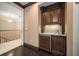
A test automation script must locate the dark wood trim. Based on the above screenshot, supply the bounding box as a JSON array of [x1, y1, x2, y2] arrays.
[[23, 2, 37, 8], [41, 2, 65, 12], [65, 36, 67, 56], [39, 48, 51, 54], [13, 2, 24, 8], [24, 43, 39, 51], [13, 2, 37, 8], [24, 43, 51, 54]]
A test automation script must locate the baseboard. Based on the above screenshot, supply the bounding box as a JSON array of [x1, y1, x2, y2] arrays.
[[24, 43, 39, 51]]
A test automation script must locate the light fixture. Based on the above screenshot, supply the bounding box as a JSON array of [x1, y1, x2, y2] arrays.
[[53, 18, 58, 22], [8, 20, 13, 23]]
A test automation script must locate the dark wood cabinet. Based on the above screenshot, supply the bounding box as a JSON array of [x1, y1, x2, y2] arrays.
[[51, 35, 66, 55], [42, 9, 61, 25], [39, 35, 66, 56], [41, 3, 65, 34], [39, 35, 51, 52], [40, 2, 66, 56], [50, 8, 62, 24]]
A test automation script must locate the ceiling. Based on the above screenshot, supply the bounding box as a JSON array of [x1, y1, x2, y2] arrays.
[[19, 2, 29, 6], [14, 2, 57, 8], [39, 2, 56, 7]]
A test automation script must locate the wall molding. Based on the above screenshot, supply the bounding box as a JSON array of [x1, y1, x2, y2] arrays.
[[13, 2, 37, 8]]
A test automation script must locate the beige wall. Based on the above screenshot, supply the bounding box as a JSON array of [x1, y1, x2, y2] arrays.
[[65, 2, 73, 56], [24, 3, 39, 47], [73, 3, 79, 56]]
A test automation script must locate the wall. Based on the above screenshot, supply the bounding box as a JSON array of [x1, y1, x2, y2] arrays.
[[24, 3, 39, 47], [65, 2, 73, 56], [0, 2, 23, 55], [73, 3, 79, 56]]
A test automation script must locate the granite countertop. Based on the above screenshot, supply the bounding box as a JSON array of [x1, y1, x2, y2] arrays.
[[39, 33, 66, 36]]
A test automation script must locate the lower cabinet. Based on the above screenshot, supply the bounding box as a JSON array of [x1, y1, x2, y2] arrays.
[[51, 35, 66, 56], [39, 35, 66, 56], [39, 35, 51, 52]]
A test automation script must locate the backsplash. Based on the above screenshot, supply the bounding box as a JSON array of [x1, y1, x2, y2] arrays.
[[44, 24, 62, 34]]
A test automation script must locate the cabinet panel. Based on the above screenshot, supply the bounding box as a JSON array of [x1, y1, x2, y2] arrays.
[[39, 35, 51, 52], [51, 36, 66, 55], [42, 11, 51, 25], [50, 8, 61, 24]]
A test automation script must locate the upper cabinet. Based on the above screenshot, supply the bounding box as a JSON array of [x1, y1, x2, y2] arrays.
[[41, 3, 65, 34], [50, 8, 62, 24]]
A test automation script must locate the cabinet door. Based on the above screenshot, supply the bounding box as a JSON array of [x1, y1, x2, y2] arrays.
[[42, 11, 51, 25], [39, 35, 51, 52], [51, 36, 66, 56], [50, 8, 62, 24]]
